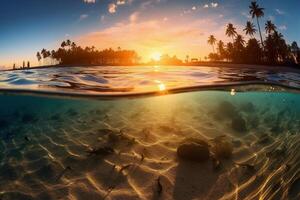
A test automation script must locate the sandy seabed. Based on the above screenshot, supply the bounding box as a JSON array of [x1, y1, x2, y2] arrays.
[[0, 88, 299, 200]]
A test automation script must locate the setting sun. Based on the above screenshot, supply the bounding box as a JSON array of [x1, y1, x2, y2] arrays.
[[151, 52, 162, 61], [1, 1, 300, 200]]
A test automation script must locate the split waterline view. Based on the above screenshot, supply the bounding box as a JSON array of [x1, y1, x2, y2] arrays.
[[0, 65, 299, 200], [1, 0, 300, 199]]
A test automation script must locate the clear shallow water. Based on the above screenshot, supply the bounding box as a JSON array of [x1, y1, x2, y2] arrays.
[[0, 88, 299, 200], [0, 66, 300, 95], [0, 66, 300, 200]]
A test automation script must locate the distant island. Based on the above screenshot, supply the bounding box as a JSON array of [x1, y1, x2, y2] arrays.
[[31, 39, 184, 68], [10, 1, 300, 70]]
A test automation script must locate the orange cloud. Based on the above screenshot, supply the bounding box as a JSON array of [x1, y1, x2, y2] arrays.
[[77, 18, 229, 61]]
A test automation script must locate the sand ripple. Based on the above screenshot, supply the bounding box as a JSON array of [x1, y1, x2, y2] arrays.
[[0, 90, 299, 200]]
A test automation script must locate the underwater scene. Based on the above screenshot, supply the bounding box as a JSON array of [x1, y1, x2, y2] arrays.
[[2, 0, 300, 199], [0, 84, 299, 200]]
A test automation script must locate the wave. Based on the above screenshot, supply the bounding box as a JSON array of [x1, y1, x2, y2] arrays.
[[0, 66, 300, 98]]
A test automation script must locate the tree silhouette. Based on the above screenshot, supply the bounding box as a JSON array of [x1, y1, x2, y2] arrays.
[[226, 23, 237, 43], [235, 35, 246, 46], [265, 20, 277, 35], [249, 1, 265, 46], [38, 40, 140, 66], [291, 42, 300, 63], [246, 38, 263, 63], [244, 21, 257, 37], [207, 35, 217, 53], [226, 42, 234, 61], [36, 52, 42, 63], [206, 1, 297, 66], [61, 41, 67, 48], [233, 35, 245, 62], [66, 39, 71, 47], [217, 40, 226, 60]]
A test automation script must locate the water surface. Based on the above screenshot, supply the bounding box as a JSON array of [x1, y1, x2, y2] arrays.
[[0, 66, 299, 200], [0, 66, 299, 95]]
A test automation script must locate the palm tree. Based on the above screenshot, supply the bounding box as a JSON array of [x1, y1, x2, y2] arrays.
[[207, 35, 217, 53], [71, 42, 77, 49], [233, 35, 246, 62], [265, 20, 277, 35], [226, 23, 237, 43], [249, 1, 265, 46], [217, 40, 226, 60], [66, 39, 71, 47], [226, 42, 234, 61], [235, 35, 246, 47], [291, 41, 299, 63], [243, 21, 257, 37], [36, 52, 42, 63], [61, 41, 67, 48], [246, 38, 263, 63]]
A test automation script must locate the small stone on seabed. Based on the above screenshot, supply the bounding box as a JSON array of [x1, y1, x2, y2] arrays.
[[213, 140, 233, 159], [240, 102, 255, 112], [86, 146, 114, 156], [218, 101, 237, 118], [177, 141, 210, 162], [231, 115, 247, 132], [288, 178, 300, 199]]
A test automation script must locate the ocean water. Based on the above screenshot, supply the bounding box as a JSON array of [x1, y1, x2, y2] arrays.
[[1, 66, 299, 95], [0, 66, 300, 200]]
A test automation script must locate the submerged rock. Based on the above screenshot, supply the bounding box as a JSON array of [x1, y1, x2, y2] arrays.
[[288, 178, 300, 199], [50, 113, 61, 121], [212, 140, 233, 159], [22, 113, 38, 123], [231, 115, 247, 132], [87, 146, 114, 157], [107, 131, 136, 147], [177, 140, 210, 162], [211, 156, 221, 170], [156, 176, 163, 195], [266, 146, 286, 158], [257, 134, 271, 145], [66, 108, 78, 116], [240, 102, 255, 113], [270, 125, 283, 134], [218, 101, 238, 118], [247, 116, 259, 129], [183, 138, 210, 148]]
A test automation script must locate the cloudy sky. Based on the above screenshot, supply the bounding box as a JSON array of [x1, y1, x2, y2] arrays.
[[0, 0, 299, 67]]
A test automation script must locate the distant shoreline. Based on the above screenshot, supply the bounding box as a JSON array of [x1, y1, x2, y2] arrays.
[[2, 62, 300, 72]]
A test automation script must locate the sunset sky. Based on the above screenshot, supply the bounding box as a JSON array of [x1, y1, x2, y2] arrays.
[[0, 0, 299, 68]]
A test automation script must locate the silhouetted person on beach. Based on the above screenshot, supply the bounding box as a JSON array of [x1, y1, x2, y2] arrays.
[[13, 64, 16, 70]]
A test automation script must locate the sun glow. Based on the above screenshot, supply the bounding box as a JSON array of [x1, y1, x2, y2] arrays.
[[155, 80, 166, 91], [151, 52, 162, 61]]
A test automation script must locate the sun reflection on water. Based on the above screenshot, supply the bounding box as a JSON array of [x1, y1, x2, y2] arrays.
[[158, 83, 166, 91], [155, 80, 166, 91], [153, 65, 160, 72]]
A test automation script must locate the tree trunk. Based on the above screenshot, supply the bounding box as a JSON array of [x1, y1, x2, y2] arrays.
[[256, 17, 264, 48]]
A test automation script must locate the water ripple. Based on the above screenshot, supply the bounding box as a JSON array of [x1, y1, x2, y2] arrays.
[[0, 65, 299, 95]]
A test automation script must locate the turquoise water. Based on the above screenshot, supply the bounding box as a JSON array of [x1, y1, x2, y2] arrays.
[[0, 86, 299, 200], [0, 66, 300, 200]]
